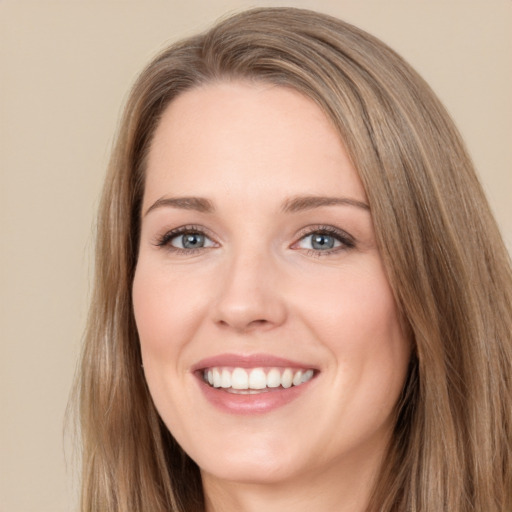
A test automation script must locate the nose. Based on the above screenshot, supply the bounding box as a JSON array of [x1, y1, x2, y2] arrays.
[[212, 249, 288, 333]]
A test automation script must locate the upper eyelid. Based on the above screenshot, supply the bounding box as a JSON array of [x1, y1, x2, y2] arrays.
[[153, 224, 217, 247], [295, 224, 355, 242]]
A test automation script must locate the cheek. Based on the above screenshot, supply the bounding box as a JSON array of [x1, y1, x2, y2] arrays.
[[300, 262, 409, 389], [302, 262, 401, 338], [296, 264, 410, 449], [132, 262, 203, 430], [132, 267, 171, 359], [132, 261, 208, 359]]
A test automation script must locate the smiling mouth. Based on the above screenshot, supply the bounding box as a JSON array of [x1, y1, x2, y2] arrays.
[[201, 367, 316, 394]]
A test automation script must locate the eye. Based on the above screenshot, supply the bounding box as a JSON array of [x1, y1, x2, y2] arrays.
[[155, 226, 217, 253], [293, 226, 355, 254], [299, 233, 340, 251], [171, 232, 214, 249]]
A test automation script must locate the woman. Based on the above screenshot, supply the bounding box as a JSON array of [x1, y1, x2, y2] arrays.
[[74, 7, 512, 512]]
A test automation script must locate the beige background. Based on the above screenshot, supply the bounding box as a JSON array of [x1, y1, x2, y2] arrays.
[[1, 1, 510, 511]]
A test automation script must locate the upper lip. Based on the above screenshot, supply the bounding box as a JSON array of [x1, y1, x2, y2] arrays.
[[191, 353, 318, 372]]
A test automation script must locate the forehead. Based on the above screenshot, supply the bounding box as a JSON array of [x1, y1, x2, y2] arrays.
[[144, 81, 367, 208]]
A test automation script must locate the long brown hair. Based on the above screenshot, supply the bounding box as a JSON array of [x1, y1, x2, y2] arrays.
[[73, 7, 512, 511]]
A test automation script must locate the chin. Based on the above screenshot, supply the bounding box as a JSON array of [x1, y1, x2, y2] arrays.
[[200, 457, 299, 486], [191, 436, 304, 485]]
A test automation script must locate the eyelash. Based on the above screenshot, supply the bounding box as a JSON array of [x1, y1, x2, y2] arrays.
[[153, 224, 356, 256], [294, 225, 355, 257], [154, 225, 216, 255]]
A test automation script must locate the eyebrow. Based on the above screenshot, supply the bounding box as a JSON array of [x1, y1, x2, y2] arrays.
[[144, 194, 370, 217], [144, 196, 215, 216], [281, 195, 370, 213]]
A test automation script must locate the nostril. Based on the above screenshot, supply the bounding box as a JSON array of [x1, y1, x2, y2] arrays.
[[216, 318, 270, 332], [246, 319, 268, 330]]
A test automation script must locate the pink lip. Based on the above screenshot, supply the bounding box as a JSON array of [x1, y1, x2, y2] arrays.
[[191, 353, 318, 415], [191, 353, 316, 371]]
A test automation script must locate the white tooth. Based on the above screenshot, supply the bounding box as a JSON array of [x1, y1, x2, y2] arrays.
[[266, 368, 281, 388], [212, 368, 222, 387], [221, 369, 231, 388], [301, 369, 314, 383], [281, 368, 293, 388], [248, 368, 267, 389], [207, 370, 214, 386], [231, 368, 249, 389], [292, 370, 303, 386]]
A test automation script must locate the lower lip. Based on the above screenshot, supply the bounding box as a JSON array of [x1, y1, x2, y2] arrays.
[[195, 374, 316, 415]]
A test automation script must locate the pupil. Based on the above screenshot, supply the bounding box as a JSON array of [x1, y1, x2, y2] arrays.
[[312, 234, 334, 250], [182, 233, 204, 248]]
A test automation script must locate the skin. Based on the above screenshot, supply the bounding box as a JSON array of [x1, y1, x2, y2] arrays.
[[132, 81, 411, 512]]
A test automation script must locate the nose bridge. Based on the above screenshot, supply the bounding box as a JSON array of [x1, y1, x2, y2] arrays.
[[213, 241, 286, 332]]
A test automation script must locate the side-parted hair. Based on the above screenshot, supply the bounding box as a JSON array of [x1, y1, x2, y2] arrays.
[[74, 7, 512, 511]]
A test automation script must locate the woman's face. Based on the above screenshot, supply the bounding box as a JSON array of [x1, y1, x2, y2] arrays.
[[133, 82, 411, 489]]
